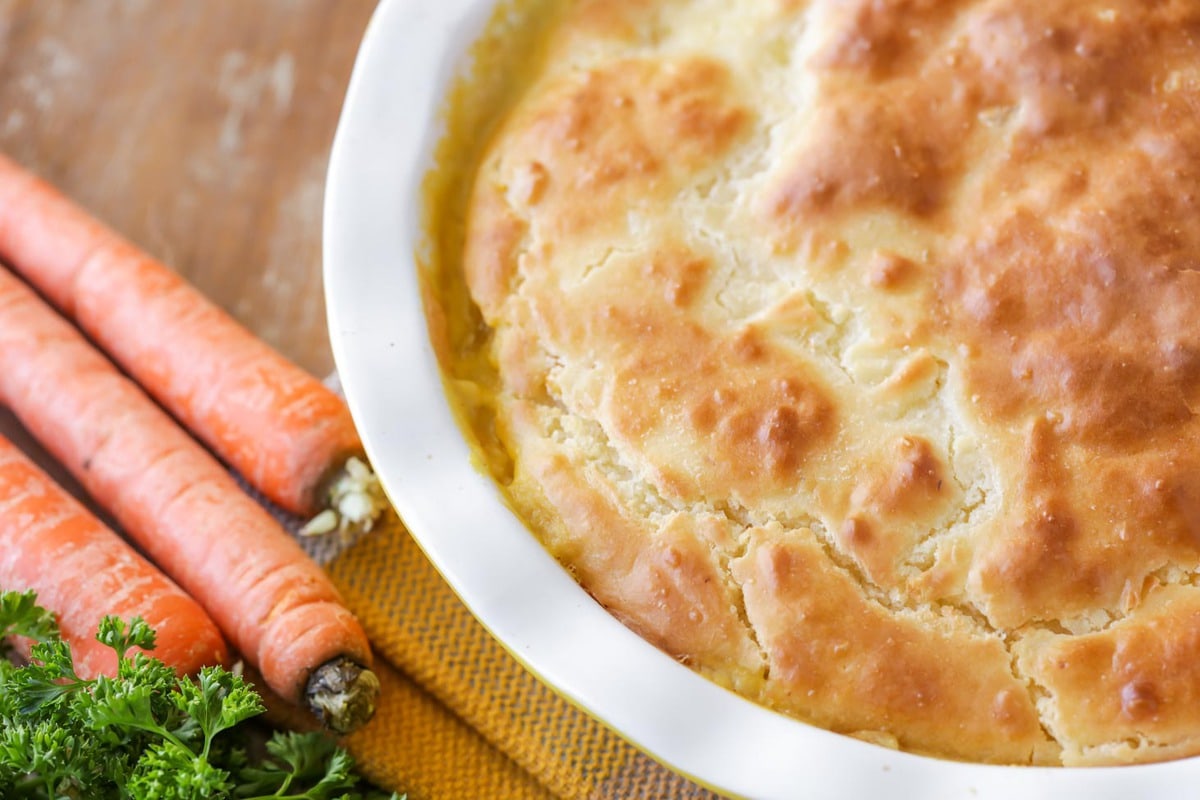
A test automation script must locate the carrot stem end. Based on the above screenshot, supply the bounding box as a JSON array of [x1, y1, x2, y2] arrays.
[[300, 457, 388, 540], [305, 656, 380, 734]]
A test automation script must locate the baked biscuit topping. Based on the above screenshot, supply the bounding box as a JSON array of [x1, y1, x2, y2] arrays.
[[434, 0, 1200, 765]]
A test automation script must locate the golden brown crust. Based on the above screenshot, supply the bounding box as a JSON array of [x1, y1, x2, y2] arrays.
[[734, 527, 1049, 764], [503, 398, 766, 686], [439, 0, 1200, 766], [1016, 586, 1200, 765]]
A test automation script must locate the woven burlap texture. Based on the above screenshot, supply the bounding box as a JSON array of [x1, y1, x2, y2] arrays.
[[326, 517, 723, 800]]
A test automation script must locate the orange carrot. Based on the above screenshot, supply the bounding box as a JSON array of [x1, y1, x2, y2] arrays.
[[0, 265, 379, 732], [0, 433, 229, 679], [0, 153, 384, 532]]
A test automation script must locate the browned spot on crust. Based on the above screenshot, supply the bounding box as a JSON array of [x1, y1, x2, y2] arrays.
[[1120, 681, 1160, 721], [480, 56, 749, 247], [812, 0, 970, 76], [642, 254, 709, 308], [768, 96, 951, 225], [602, 310, 834, 498], [851, 436, 946, 518], [831, 435, 956, 587], [839, 516, 873, 547], [866, 250, 918, 291]]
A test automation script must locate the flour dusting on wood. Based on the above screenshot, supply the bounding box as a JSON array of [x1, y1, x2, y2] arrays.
[[234, 156, 328, 348], [14, 37, 81, 114], [218, 51, 296, 155]]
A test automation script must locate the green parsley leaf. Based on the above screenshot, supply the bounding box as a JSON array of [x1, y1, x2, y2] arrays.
[[0, 589, 399, 800], [96, 614, 157, 663], [0, 590, 59, 644], [82, 674, 171, 738], [233, 731, 347, 798], [10, 639, 87, 713], [173, 665, 265, 758], [126, 739, 233, 800]]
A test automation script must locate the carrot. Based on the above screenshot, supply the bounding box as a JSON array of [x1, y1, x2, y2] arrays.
[[0, 265, 379, 733], [0, 153, 385, 534], [0, 433, 229, 679]]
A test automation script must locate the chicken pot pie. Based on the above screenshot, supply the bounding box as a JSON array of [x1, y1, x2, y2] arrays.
[[427, 0, 1200, 766]]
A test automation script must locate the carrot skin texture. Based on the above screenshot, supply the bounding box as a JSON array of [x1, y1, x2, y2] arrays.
[[0, 434, 229, 679], [0, 267, 373, 704], [0, 153, 363, 517]]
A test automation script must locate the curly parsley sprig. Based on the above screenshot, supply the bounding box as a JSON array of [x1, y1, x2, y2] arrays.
[[0, 589, 401, 800]]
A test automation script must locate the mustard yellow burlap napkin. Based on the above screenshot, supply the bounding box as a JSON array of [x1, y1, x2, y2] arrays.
[[323, 517, 723, 800]]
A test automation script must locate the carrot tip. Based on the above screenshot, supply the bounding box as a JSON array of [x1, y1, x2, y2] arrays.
[[305, 655, 381, 734], [301, 457, 388, 539]]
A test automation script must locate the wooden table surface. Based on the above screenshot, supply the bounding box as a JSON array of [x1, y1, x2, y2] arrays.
[[0, 0, 378, 378], [0, 0, 381, 524]]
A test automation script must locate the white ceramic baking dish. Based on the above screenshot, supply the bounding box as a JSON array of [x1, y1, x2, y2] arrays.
[[322, 1, 1195, 796]]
